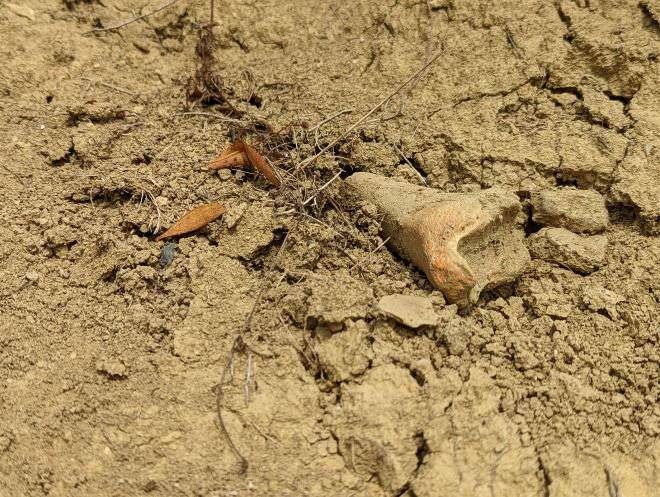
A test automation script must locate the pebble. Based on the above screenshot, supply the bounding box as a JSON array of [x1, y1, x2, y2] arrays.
[[528, 228, 607, 274], [96, 358, 127, 379], [159, 242, 177, 268], [378, 294, 438, 328]]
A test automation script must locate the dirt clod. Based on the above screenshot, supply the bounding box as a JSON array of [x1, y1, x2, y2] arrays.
[[531, 187, 609, 234], [528, 227, 608, 274]]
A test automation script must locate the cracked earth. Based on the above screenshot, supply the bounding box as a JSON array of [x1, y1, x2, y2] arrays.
[[0, 1, 658, 496]]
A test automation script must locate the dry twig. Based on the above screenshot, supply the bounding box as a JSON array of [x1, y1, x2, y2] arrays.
[[297, 48, 444, 169], [84, 0, 183, 34], [215, 224, 297, 473], [81, 77, 136, 97], [301, 169, 343, 206]]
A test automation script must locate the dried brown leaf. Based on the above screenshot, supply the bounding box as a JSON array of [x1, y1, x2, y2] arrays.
[[239, 139, 282, 188], [208, 141, 248, 170], [156, 202, 227, 241], [207, 140, 281, 187]]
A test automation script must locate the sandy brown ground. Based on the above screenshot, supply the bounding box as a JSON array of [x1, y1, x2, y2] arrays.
[[0, 1, 659, 496]]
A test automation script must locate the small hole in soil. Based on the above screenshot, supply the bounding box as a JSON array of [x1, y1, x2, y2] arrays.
[[339, 164, 361, 179], [555, 175, 578, 187], [132, 154, 153, 165], [398, 155, 427, 179], [409, 368, 426, 387], [46, 95, 53, 103], [607, 203, 637, 224], [248, 94, 262, 108], [524, 207, 543, 236], [414, 432, 429, 466]]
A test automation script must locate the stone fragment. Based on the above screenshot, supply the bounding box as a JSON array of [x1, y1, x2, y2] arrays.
[[346, 172, 530, 308], [96, 358, 127, 379], [531, 188, 608, 234], [224, 202, 248, 229], [378, 294, 438, 328], [528, 228, 607, 274], [159, 242, 177, 268]]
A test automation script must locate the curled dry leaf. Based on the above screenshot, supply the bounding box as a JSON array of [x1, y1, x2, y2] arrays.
[[208, 139, 281, 187], [156, 202, 227, 241], [241, 139, 282, 188], [208, 141, 248, 170]]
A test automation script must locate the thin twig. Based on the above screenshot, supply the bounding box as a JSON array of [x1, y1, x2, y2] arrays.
[[243, 225, 296, 331], [1, 164, 26, 187], [153, 140, 176, 160], [392, 142, 427, 185], [244, 352, 252, 404], [301, 169, 343, 206], [176, 112, 245, 125], [81, 77, 136, 97], [349, 236, 390, 272], [246, 418, 280, 445], [215, 224, 297, 473], [307, 108, 354, 132], [297, 48, 444, 169], [85, 0, 183, 34], [216, 337, 248, 473]]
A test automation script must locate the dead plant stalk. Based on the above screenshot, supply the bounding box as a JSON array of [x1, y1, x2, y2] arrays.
[[215, 224, 298, 473]]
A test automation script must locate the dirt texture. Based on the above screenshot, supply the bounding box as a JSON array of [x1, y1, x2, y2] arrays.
[[0, 1, 658, 496]]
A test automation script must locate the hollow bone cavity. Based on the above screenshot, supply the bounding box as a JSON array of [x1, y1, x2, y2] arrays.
[[346, 173, 530, 307]]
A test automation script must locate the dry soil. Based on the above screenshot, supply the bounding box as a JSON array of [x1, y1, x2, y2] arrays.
[[0, 1, 658, 496]]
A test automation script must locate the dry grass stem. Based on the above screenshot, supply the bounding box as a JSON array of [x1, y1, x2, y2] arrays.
[[297, 48, 444, 169], [84, 0, 183, 34]]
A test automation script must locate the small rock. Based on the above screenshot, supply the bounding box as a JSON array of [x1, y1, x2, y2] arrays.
[[159, 242, 177, 268], [528, 228, 607, 274], [224, 202, 248, 229], [96, 358, 127, 379], [531, 188, 608, 234], [378, 294, 438, 328], [346, 173, 530, 307], [25, 271, 40, 282]]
